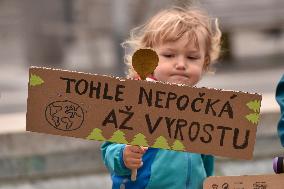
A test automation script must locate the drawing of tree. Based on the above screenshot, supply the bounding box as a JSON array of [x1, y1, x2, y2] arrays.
[[171, 140, 185, 151], [245, 99, 261, 124], [130, 133, 149, 146], [245, 113, 260, 124], [86, 128, 106, 141], [246, 100, 261, 112], [108, 130, 128, 144], [30, 74, 44, 86], [152, 136, 170, 149]]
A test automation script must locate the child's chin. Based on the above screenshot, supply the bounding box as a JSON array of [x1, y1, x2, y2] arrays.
[[168, 79, 192, 86]]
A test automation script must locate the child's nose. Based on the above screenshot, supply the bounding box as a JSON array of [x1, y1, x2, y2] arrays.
[[175, 57, 187, 70]]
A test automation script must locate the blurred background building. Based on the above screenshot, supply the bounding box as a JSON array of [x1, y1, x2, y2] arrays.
[[0, 0, 284, 188]]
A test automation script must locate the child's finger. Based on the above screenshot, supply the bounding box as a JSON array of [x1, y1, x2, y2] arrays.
[[129, 152, 143, 159], [128, 164, 139, 169], [128, 146, 141, 153], [128, 161, 143, 169], [129, 146, 146, 154], [128, 158, 142, 165], [142, 147, 148, 152]]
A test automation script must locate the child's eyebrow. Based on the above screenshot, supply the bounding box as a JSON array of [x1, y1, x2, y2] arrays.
[[161, 47, 200, 54], [187, 50, 200, 54], [161, 47, 176, 52]]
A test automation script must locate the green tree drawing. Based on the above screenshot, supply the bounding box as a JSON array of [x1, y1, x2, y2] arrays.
[[108, 130, 128, 144], [86, 128, 106, 141], [171, 140, 185, 151], [152, 136, 170, 149], [30, 74, 44, 86], [245, 99, 261, 124], [246, 100, 261, 113], [245, 113, 260, 124], [130, 133, 149, 146]]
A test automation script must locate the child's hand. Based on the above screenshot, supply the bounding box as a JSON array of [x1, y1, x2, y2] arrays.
[[123, 145, 148, 170]]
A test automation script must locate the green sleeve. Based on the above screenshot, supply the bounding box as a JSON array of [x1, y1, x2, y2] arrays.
[[101, 142, 131, 176], [202, 154, 215, 176]]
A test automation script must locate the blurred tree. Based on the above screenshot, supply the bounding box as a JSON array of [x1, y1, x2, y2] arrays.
[[22, 0, 66, 67], [171, 140, 186, 151], [131, 133, 149, 146], [220, 32, 232, 62], [87, 128, 106, 141], [152, 136, 170, 149], [109, 130, 128, 144]]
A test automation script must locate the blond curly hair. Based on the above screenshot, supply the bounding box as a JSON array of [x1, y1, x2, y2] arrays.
[[122, 6, 222, 78]]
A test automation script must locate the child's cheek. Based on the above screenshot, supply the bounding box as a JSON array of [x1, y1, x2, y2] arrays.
[[194, 72, 202, 85]]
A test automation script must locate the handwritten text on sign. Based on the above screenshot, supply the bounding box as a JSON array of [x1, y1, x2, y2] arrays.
[[204, 174, 284, 189], [26, 67, 262, 159]]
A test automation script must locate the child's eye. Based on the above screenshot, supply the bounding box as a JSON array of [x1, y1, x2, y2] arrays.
[[162, 54, 174, 58], [187, 56, 199, 60]]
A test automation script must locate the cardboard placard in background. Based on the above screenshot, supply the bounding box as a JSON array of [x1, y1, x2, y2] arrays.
[[204, 174, 284, 189], [26, 67, 262, 159]]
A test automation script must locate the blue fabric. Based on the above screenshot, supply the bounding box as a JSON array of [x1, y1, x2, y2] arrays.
[[101, 142, 131, 176], [276, 74, 284, 147], [101, 142, 214, 189], [144, 149, 188, 189]]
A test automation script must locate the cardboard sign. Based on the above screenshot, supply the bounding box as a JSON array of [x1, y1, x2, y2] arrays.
[[204, 174, 284, 189], [26, 67, 262, 159]]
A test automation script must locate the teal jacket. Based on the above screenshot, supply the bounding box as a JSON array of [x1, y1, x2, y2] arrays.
[[101, 142, 214, 189], [276, 74, 284, 147]]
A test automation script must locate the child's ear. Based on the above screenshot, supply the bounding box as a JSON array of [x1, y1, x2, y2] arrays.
[[203, 56, 210, 72]]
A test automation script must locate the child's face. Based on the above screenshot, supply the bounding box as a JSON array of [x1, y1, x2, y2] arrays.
[[153, 34, 206, 86]]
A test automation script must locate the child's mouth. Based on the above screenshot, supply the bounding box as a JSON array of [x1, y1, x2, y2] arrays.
[[171, 74, 189, 79]]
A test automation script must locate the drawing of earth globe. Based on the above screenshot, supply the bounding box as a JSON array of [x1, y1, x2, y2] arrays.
[[45, 100, 84, 131]]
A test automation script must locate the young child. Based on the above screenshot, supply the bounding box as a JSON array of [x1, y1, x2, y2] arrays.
[[101, 6, 222, 189], [276, 75, 284, 147]]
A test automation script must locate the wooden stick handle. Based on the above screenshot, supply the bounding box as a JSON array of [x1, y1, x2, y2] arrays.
[[131, 169, 137, 181]]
